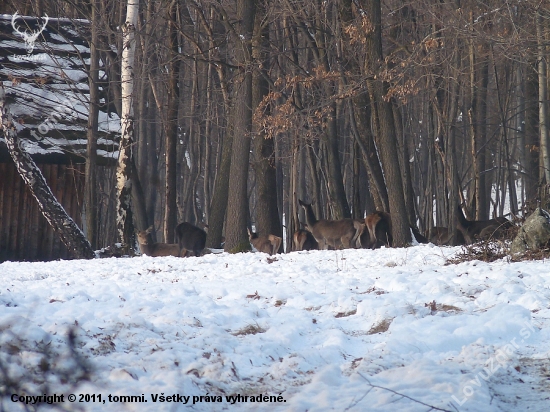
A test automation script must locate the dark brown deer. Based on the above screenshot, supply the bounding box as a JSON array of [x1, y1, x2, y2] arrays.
[[247, 228, 282, 255], [298, 200, 363, 249], [456, 205, 512, 244], [361, 211, 393, 249], [292, 229, 319, 251], [175, 222, 207, 257], [136, 226, 180, 257], [427, 227, 466, 246]]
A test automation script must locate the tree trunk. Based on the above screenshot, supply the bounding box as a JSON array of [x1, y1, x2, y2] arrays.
[[164, 1, 180, 242], [537, 9, 550, 186], [252, 5, 282, 242], [350, 95, 388, 212], [116, 0, 139, 254], [362, 0, 411, 247], [85, 0, 99, 249], [224, 0, 256, 253], [206, 119, 233, 249]]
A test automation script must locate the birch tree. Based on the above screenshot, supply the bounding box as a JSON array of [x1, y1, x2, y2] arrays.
[[116, 0, 139, 253]]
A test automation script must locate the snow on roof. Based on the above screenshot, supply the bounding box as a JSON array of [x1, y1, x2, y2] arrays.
[[0, 14, 119, 164]]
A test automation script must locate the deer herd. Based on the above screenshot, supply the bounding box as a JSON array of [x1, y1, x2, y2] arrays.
[[136, 200, 513, 258]]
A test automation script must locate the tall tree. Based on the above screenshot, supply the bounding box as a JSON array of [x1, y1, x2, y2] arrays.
[[224, 0, 257, 253], [164, 0, 180, 242], [361, 0, 411, 246], [252, 2, 282, 242], [85, 0, 99, 249], [116, 0, 139, 254]]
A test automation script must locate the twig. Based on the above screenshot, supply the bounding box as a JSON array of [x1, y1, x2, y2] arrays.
[[353, 372, 454, 412]]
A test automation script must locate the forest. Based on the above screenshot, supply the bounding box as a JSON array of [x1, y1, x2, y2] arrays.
[[1, 0, 550, 258]]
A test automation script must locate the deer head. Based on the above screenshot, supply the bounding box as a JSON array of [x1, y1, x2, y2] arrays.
[[11, 12, 49, 54]]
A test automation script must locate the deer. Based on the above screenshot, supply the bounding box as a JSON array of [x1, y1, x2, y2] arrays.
[[456, 205, 512, 244], [298, 199, 363, 249], [175, 222, 207, 257], [136, 226, 180, 257], [361, 211, 393, 249], [359, 212, 428, 248], [292, 229, 319, 251], [427, 226, 466, 246], [247, 228, 282, 255]]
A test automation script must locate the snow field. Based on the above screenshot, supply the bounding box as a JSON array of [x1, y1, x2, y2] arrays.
[[1, 244, 549, 411]]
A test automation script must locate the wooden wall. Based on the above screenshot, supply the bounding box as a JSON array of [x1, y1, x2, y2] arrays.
[[0, 162, 85, 262]]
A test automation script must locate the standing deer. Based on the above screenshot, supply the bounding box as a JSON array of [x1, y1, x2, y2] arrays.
[[175, 222, 207, 257], [292, 229, 318, 251], [361, 211, 392, 249], [298, 200, 363, 249], [247, 228, 282, 255], [136, 226, 180, 257]]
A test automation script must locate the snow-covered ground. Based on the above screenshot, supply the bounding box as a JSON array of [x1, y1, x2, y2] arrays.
[[1, 244, 549, 411]]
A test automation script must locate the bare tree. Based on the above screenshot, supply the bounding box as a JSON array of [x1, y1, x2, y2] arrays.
[[224, 0, 257, 253]]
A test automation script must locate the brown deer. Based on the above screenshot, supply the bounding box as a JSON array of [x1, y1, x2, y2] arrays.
[[247, 228, 282, 255], [175, 222, 207, 257], [136, 226, 180, 257], [292, 229, 319, 251], [298, 200, 363, 249], [456, 205, 512, 244], [427, 227, 466, 246], [361, 211, 393, 249]]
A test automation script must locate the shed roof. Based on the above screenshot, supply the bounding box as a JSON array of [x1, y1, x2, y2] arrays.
[[0, 14, 120, 165]]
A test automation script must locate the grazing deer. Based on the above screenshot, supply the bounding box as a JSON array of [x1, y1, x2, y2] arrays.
[[292, 229, 319, 251], [136, 226, 180, 257], [361, 211, 393, 249], [298, 200, 363, 249], [456, 205, 512, 244], [175, 222, 207, 257], [427, 226, 466, 246], [247, 228, 282, 255]]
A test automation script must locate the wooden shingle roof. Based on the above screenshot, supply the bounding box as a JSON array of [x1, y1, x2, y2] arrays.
[[0, 14, 120, 165]]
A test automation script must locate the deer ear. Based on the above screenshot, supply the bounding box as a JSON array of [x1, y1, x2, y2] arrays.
[[146, 225, 153, 234]]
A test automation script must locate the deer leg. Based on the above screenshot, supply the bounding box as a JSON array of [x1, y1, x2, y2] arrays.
[[341, 236, 351, 249], [298, 236, 305, 251]]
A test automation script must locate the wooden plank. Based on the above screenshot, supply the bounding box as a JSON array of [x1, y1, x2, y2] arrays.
[[44, 165, 57, 260], [53, 165, 67, 258], [0, 163, 7, 260], [18, 169, 29, 259], [9, 163, 21, 258], [3, 163, 14, 259], [1, 162, 88, 261], [29, 164, 42, 260], [0, 164, 5, 257]]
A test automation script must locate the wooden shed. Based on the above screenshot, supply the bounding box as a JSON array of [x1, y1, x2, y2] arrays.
[[0, 14, 119, 261]]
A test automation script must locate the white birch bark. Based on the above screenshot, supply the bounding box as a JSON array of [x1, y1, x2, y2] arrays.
[[116, 0, 139, 252]]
